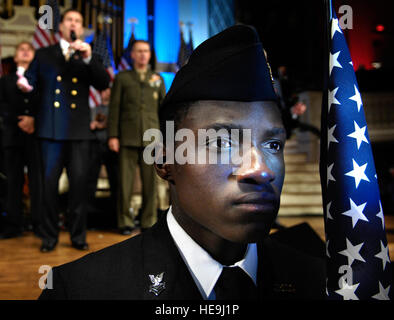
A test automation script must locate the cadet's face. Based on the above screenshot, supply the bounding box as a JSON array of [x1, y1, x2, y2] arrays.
[[171, 100, 286, 244], [59, 11, 84, 41]]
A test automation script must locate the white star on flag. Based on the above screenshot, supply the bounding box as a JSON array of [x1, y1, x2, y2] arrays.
[[374, 241, 390, 271], [349, 84, 363, 112], [338, 238, 366, 266], [341, 198, 368, 228], [331, 18, 343, 38], [371, 282, 390, 300], [327, 163, 336, 185], [328, 87, 340, 112], [347, 121, 369, 150], [327, 125, 339, 150], [376, 201, 385, 229], [330, 51, 342, 76], [345, 159, 370, 189], [335, 278, 359, 300], [326, 202, 333, 220]]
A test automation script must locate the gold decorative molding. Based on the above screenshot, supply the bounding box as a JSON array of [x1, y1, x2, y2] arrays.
[[0, 6, 36, 57]]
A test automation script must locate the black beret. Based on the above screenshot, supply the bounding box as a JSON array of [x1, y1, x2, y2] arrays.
[[160, 24, 278, 111]]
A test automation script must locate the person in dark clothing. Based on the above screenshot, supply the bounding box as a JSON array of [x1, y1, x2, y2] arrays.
[[108, 40, 166, 235], [86, 88, 118, 226], [0, 41, 42, 239], [24, 9, 110, 252], [273, 65, 321, 139]]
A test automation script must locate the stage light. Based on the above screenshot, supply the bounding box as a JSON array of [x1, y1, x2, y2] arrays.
[[375, 24, 385, 32]]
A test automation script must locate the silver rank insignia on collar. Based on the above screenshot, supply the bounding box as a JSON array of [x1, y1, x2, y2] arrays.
[[149, 272, 166, 296]]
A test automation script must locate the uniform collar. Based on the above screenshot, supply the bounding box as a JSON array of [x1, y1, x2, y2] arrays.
[[166, 206, 258, 299], [59, 38, 70, 53]]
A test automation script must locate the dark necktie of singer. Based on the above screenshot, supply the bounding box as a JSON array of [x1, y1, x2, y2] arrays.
[[214, 266, 259, 300]]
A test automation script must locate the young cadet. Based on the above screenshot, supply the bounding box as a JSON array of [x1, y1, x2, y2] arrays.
[[39, 25, 326, 300]]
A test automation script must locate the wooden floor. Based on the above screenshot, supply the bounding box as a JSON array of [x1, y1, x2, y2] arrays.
[[1, 215, 393, 300]]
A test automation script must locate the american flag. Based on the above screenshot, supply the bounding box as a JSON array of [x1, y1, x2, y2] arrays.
[[89, 30, 116, 107], [32, 0, 61, 49], [176, 28, 190, 70], [186, 23, 194, 59], [118, 29, 135, 71], [321, 8, 392, 300]]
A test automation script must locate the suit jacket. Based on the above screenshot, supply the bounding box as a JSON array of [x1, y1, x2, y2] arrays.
[[108, 69, 166, 147], [25, 43, 110, 140], [0, 73, 37, 147], [38, 213, 326, 300]]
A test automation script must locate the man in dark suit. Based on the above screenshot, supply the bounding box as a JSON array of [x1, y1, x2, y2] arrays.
[[0, 41, 42, 239], [39, 25, 326, 300], [25, 9, 110, 252]]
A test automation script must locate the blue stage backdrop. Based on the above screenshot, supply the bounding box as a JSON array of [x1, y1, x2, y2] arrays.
[[123, 0, 210, 91], [124, 0, 149, 43]]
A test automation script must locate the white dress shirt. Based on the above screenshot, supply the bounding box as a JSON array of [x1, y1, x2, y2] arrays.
[[59, 38, 91, 64], [166, 207, 258, 300]]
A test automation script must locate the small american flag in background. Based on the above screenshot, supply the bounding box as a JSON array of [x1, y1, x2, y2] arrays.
[[89, 30, 116, 108], [118, 29, 135, 71], [176, 28, 190, 71], [186, 23, 194, 62], [321, 8, 392, 300]]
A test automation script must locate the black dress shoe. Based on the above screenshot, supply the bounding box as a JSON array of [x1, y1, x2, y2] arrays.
[[40, 241, 57, 253], [71, 242, 89, 250]]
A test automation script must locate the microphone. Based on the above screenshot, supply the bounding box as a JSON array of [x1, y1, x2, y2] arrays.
[[70, 30, 77, 42], [70, 30, 81, 59]]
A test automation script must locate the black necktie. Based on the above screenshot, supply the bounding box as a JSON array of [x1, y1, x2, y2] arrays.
[[214, 266, 258, 300]]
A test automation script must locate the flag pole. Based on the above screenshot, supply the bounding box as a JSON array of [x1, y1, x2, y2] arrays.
[[320, 0, 332, 296], [320, 0, 333, 219]]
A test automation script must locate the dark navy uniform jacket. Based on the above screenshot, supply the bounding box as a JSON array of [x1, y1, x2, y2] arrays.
[[26, 43, 110, 140], [0, 73, 38, 147], [38, 212, 326, 300]]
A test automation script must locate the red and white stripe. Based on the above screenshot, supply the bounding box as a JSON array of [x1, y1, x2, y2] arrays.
[[89, 66, 115, 108], [32, 25, 61, 49], [118, 57, 131, 71], [89, 86, 102, 108], [106, 66, 115, 82]]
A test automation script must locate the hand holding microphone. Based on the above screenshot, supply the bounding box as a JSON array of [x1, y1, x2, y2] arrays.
[[69, 30, 92, 60]]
